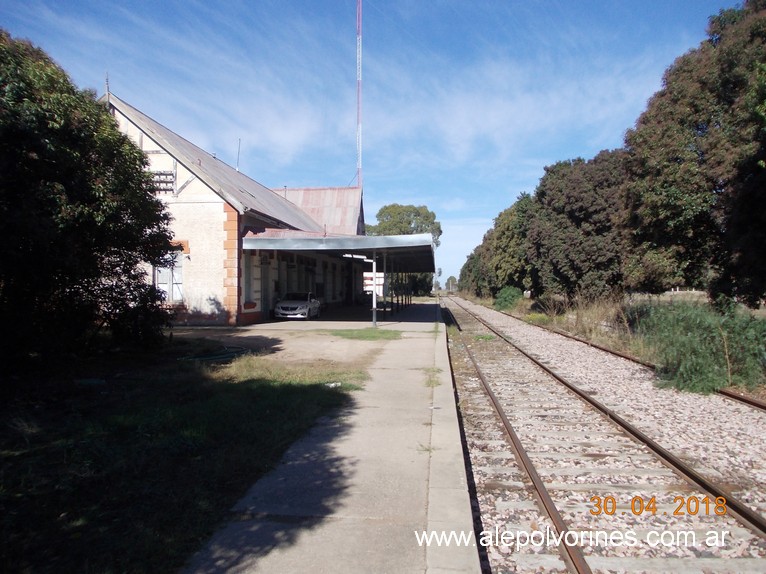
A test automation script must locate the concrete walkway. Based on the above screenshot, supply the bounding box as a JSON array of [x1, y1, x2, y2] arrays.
[[183, 302, 481, 573]]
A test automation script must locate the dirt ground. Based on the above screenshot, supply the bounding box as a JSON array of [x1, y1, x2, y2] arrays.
[[171, 323, 383, 369], [172, 313, 766, 409]]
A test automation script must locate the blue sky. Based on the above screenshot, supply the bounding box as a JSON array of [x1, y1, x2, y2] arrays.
[[2, 0, 739, 282]]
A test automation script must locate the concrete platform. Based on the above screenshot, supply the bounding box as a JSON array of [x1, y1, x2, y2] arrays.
[[183, 301, 481, 573]]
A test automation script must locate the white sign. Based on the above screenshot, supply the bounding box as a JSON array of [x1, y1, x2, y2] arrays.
[[363, 272, 386, 296]]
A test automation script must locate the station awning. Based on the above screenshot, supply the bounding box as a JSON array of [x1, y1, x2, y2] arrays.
[[242, 233, 435, 273]]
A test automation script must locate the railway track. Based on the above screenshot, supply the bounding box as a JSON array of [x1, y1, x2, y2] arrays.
[[443, 296, 766, 573]]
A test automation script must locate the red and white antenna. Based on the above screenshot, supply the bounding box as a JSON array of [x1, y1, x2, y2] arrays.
[[356, 0, 363, 189]]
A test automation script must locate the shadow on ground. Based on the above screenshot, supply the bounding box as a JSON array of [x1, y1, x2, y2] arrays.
[[270, 300, 441, 325], [0, 336, 356, 573], [172, 330, 284, 357], [183, 402, 357, 573]]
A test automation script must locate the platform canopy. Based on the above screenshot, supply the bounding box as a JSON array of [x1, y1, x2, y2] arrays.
[[242, 233, 435, 273]]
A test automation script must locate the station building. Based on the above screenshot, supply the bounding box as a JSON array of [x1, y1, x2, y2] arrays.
[[105, 93, 434, 325]]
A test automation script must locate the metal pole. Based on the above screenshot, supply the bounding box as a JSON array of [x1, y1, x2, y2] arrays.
[[371, 249, 377, 327], [383, 251, 387, 318], [356, 0, 363, 189]]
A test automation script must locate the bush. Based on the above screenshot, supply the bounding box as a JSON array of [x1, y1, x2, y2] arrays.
[[526, 312, 552, 325], [534, 293, 569, 316], [105, 283, 173, 347], [493, 286, 523, 311], [636, 302, 766, 393], [0, 31, 173, 372]]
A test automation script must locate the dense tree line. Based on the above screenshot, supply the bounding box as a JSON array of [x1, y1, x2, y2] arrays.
[[460, 1, 766, 306], [1, 31, 174, 372]]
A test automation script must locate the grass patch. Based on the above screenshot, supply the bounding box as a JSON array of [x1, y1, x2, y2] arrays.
[[0, 341, 364, 573], [526, 312, 553, 326], [474, 334, 494, 341], [528, 296, 630, 349], [423, 367, 442, 387], [328, 329, 402, 341], [635, 301, 766, 393], [446, 324, 460, 339]]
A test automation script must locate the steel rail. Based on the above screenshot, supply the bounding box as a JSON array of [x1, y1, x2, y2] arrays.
[[447, 296, 766, 539], [443, 306, 593, 574], [717, 387, 766, 410]]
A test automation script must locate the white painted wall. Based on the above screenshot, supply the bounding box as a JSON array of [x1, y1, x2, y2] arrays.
[[115, 112, 228, 318]]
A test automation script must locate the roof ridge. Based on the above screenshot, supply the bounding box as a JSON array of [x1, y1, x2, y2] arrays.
[[103, 93, 323, 232]]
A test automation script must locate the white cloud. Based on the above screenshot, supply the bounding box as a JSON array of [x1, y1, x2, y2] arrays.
[[439, 197, 468, 212], [364, 44, 675, 180]]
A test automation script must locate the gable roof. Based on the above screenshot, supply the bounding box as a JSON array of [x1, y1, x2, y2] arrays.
[[283, 187, 365, 236], [104, 93, 323, 232]]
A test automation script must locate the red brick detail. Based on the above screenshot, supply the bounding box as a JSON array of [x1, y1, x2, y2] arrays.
[[223, 203, 240, 325], [171, 239, 190, 254]]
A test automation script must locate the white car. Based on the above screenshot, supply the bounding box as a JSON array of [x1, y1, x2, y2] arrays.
[[274, 292, 321, 320]]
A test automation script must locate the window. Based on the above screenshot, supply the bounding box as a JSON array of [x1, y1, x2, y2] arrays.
[[244, 252, 262, 305], [155, 256, 183, 303]]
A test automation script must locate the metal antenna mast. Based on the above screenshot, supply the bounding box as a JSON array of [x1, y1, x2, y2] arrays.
[[356, 0, 363, 189]]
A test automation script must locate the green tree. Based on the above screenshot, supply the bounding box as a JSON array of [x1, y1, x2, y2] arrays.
[[366, 203, 442, 295], [526, 150, 628, 301], [624, 1, 766, 304], [458, 228, 498, 298], [0, 31, 174, 369], [458, 194, 534, 299], [366, 204, 442, 247], [490, 193, 534, 292]]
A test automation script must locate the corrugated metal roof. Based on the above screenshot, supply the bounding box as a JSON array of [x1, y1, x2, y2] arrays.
[[282, 187, 365, 235], [244, 229, 328, 239], [105, 93, 323, 232], [243, 232, 435, 273]]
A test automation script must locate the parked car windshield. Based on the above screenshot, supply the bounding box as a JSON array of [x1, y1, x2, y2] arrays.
[[283, 292, 310, 301]]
